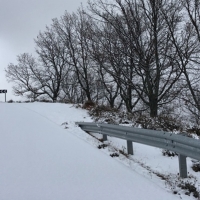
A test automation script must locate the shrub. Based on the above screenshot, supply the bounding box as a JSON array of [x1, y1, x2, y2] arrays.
[[7, 99, 14, 103], [192, 162, 200, 172], [135, 114, 183, 132], [178, 182, 199, 198], [162, 149, 178, 157], [82, 100, 95, 110], [187, 127, 200, 136]]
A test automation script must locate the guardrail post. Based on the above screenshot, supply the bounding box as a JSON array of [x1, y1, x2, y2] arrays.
[[178, 132, 188, 178], [99, 126, 108, 142], [103, 134, 107, 141], [100, 127, 107, 141], [178, 154, 187, 178], [127, 140, 134, 155]]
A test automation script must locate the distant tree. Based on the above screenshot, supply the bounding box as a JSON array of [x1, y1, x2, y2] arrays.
[[60, 71, 85, 103], [53, 10, 96, 103], [5, 53, 44, 100], [34, 25, 70, 102], [6, 24, 71, 102]]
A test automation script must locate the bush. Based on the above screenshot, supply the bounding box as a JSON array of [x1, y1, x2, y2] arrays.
[[82, 100, 95, 110], [192, 162, 200, 172], [162, 150, 178, 157], [187, 127, 200, 136], [90, 105, 116, 116], [178, 182, 199, 198], [39, 99, 52, 103], [7, 99, 14, 103], [135, 114, 183, 132]]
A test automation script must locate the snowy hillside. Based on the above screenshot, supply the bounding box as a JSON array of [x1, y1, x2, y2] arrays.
[[0, 102, 199, 200]]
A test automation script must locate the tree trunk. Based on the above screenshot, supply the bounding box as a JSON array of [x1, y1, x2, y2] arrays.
[[149, 96, 158, 117]]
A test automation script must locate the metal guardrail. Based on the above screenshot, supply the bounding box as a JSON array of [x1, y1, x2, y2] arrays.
[[76, 122, 200, 178]]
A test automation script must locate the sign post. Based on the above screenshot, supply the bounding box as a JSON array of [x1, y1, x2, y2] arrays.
[[0, 90, 7, 102]]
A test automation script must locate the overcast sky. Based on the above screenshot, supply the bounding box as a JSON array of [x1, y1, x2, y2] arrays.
[[0, 0, 88, 101]]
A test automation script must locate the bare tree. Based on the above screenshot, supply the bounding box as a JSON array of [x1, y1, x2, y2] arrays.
[[6, 24, 71, 102], [34, 25, 70, 102], [53, 10, 96, 103], [5, 53, 44, 100], [60, 71, 85, 103], [89, 0, 183, 117], [163, 0, 200, 121], [181, 0, 200, 120], [90, 20, 138, 110]]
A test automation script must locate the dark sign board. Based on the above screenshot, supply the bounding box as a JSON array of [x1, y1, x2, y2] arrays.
[[0, 90, 7, 93]]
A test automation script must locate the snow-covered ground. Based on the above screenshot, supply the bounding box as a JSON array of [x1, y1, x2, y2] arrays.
[[0, 102, 199, 200]]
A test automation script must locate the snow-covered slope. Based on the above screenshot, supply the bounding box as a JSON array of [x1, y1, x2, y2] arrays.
[[0, 102, 198, 199]]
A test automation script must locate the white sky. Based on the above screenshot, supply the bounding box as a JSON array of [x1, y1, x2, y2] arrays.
[[0, 0, 88, 101]]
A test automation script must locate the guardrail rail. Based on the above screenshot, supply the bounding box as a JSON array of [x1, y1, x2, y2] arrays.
[[76, 122, 200, 178]]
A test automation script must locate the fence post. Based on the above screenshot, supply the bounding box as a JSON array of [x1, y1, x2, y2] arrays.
[[127, 140, 134, 155]]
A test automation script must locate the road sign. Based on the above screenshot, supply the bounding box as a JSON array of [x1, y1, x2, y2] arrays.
[[0, 89, 7, 102], [0, 90, 7, 93]]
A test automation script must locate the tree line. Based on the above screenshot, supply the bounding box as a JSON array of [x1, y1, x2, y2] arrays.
[[5, 0, 200, 119]]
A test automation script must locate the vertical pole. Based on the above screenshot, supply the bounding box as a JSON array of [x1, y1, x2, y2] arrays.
[[100, 126, 107, 141], [178, 154, 187, 178], [127, 140, 134, 155], [5, 93, 6, 102], [178, 132, 187, 178], [103, 134, 107, 141]]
